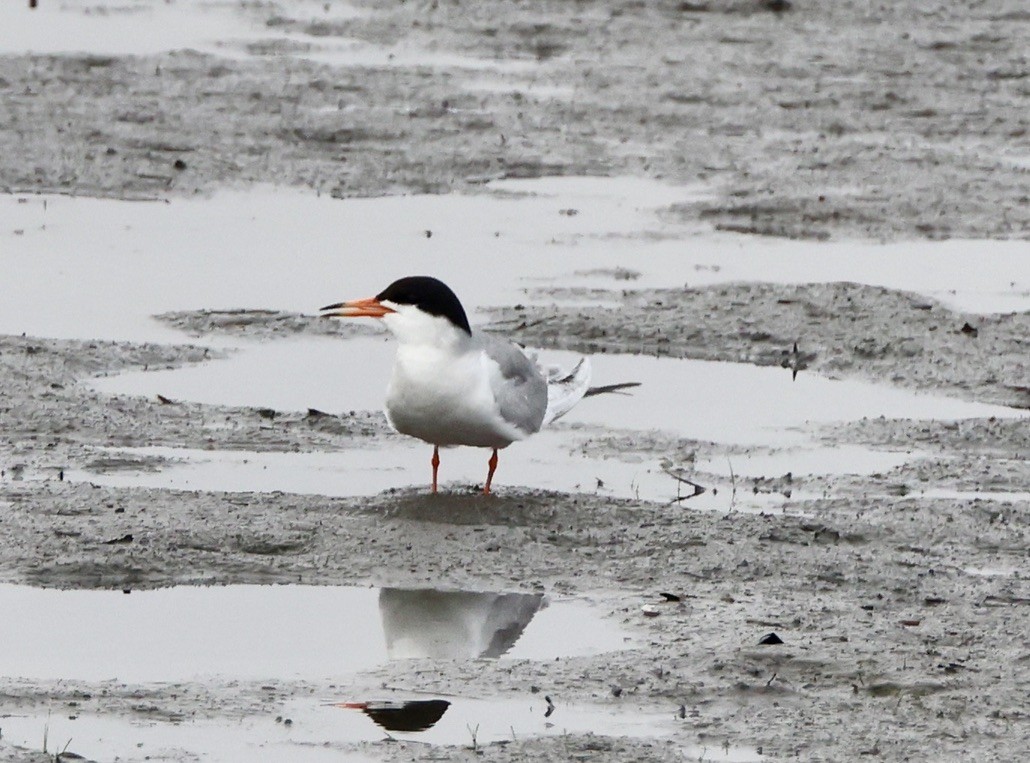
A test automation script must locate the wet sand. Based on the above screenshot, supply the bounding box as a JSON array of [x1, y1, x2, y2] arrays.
[[2, 0, 1028, 240], [1, 0, 1029, 761]]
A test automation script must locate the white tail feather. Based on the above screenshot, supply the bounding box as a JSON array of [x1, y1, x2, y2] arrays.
[[542, 357, 592, 427]]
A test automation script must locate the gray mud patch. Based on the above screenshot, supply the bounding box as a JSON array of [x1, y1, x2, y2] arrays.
[[2, 0, 1028, 240], [154, 308, 377, 340], [489, 281, 1030, 408], [2, 476, 1028, 761], [0, 333, 389, 483]]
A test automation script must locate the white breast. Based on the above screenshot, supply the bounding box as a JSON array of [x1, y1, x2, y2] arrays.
[[384, 344, 525, 448]]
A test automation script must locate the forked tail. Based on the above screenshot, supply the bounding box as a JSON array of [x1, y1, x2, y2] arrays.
[[542, 357, 592, 426]]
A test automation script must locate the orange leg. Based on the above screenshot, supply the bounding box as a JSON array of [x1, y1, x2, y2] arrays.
[[431, 446, 440, 494], [484, 448, 499, 495]]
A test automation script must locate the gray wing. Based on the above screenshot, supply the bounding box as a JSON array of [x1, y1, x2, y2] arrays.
[[472, 330, 547, 437]]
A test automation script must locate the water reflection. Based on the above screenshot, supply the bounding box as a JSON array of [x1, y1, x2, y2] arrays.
[[379, 588, 546, 659], [335, 699, 451, 732], [0, 584, 624, 683]]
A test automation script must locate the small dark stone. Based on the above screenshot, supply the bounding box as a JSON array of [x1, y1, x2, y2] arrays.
[[960, 322, 978, 337], [173, 159, 187, 171], [659, 592, 682, 602], [758, 632, 784, 645], [103, 533, 134, 545]]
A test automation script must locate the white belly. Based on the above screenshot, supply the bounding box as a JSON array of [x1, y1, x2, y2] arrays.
[[384, 346, 524, 448]]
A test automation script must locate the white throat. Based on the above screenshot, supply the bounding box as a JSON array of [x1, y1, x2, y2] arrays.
[[380, 304, 471, 351]]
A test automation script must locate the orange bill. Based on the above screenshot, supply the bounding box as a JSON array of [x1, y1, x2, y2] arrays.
[[320, 297, 396, 319]]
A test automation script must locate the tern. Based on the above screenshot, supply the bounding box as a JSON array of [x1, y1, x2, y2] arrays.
[[320, 276, 591, 495]]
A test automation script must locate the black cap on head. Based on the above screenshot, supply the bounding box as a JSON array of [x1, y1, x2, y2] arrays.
[[376, 276, 472, 335]]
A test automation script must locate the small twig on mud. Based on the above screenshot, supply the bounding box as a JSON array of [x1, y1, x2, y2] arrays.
[[727, 458, 737, 512]]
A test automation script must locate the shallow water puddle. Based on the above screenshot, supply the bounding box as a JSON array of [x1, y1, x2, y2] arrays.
[[0, 584, 674, 762], [0, 0, 281, 58], [65, 440, 800, 512], [0, 712, 372, 763], [6, 178, 1027, 502], [79, 335, 1022, 504], [898, 488, 1030, 504], [0, 585, 627, 683], [0, 0, 545, 73], [1, 178, 695, 342], [693, 445, 916, 480], [293, 695, 678, 748], [92, 336, 1017, 436], [3, 178, 1027, 343], [0, 696, 727, 763]]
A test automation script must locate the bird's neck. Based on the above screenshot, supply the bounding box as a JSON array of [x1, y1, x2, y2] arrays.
[[383, 312, 472, 352]]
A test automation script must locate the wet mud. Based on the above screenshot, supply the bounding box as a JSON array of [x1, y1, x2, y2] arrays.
[[1, 0, 1028, 240], [154, 308, 375, 340], [489, 281, 1030, 408], [1, 312, 1028, 761], [2, 0, 1029, 761]]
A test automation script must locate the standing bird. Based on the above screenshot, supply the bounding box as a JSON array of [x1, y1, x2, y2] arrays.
[[320, 276, 591, 494]]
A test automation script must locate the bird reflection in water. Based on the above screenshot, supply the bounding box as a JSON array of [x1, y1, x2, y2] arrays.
[[335, 699, 451, 732], [335, 588, 546, 733], [379, 587, 546, 659]]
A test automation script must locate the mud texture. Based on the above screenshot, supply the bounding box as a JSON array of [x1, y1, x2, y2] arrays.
[[1, 313, 1028, 762], [1, 0, 1028, 240], [490, 281, 1030, 408], [154, 308, 376, 340], [2, 0, 1030, 761]]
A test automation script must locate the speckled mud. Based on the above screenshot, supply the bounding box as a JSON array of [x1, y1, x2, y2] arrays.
[[3, 0, 1029, 240], [1, 1, 1029, 761]]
